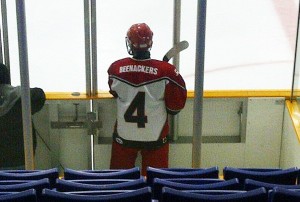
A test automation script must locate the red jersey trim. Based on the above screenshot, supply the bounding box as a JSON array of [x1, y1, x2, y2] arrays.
[[109, 75, 186, 90]]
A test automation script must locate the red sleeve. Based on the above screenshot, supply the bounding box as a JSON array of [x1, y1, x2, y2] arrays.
[[164, 66, 187, 115], [108, 65, 118, 98]]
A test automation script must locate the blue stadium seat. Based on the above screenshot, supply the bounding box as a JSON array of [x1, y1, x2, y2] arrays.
[[56, 177, 147, 192], [0, 192, 15, 196], [153, 178, 240, 200], [41, 187, 152, 202], [0, 180, 38, 185], [269, 187, 300, 202], [244, 178, 300, 191], [223, 167, 299, 185], [68, 178, 138, 185], [161, 178, 224, 185], [63, 167, 141, 180], [0, 189, 37, 202], [0, 178, 50, 200], [183, 190, 247, 195], [161, 168, 213, 172], [0, 168, 59, 188], [146, 166, 219, 185], [65, 190, 136, 195], [162, 187, 268, 202]]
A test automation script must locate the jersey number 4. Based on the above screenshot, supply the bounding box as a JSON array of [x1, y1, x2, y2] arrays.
[[124, 92, 148, 128]]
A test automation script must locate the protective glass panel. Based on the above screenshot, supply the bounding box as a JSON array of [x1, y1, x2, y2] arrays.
[[6, 1, 298, 91], [7, 0, 85, 92], [293, 4, 300, 101], [96, 0, 173, 91], [181, 0, 298, 90]]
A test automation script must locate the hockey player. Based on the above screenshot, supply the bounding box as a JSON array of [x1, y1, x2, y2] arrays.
[[107, 23, 187, 176]]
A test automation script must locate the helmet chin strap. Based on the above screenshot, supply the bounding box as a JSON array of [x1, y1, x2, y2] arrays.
[[125, 37, 133, 55]]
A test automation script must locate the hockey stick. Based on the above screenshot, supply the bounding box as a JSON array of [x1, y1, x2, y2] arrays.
[[163, 40, 189, 62]]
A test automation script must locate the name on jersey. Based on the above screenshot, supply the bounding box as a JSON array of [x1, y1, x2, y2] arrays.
[[119, 65, 158, 75]]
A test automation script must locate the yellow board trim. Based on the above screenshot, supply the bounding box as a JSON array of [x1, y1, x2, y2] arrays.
[[46, 90, 300, 144], [285, 100, 300, 143], [46, 91, 114, 100], [46, 89, 292, 100]]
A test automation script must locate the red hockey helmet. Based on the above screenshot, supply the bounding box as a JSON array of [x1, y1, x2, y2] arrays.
[[126, 23, 153, 55]]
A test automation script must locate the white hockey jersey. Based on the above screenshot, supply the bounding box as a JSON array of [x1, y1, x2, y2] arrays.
[[108, 57, 186, 142]]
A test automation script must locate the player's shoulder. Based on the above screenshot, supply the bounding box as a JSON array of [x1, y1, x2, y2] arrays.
[[150, 59, 181, 78], [110, 57, 131, 66], [108, 57, 131, 74], [150, 58, 176, 69]]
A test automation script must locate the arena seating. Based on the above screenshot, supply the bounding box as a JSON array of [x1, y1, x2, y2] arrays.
[[41, 187, 152, 202], [146, 166, 219, 186], [0, 168, 59, 188], [159, 178, 224, 184], [63, 167, 141, 180], [161, 186, 268, 202], [268, 187, 300, 202], [152, 178, 240, 201], [65, 178, 144, 185], [55, 177, 147, 192], [0, 166, 298, 202], [183, 189, 247, 194], [244, 178, 300, 191], [0, 189, 37, 201], [0, 178, 49, 199], [223, 167, 299, 185]]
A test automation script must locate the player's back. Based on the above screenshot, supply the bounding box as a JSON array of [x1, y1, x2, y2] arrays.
[[108, 57, 179, 141]]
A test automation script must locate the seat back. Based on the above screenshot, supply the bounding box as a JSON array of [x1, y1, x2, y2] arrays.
[[63, 167, 141, 180], [69, 179, 133, 185], [162, 178, 224, 185], [146, 166, 219, 185], [65, 190, 134, 195], [244, 179, 300, 191], [162, 187, 268, 202], [161, 168, 212, 172], [0, 180, 37, 185], [0, 168, 59, 188], [41, 187, 152, 202], [0, 178, 50, 199], [223, 167, 299, 185], [0, 189, 37, 202], [153, 178, 240, 200], [56, 177, 147, 192], [183, 190, 247, 195], [269, 187, 300, 202]]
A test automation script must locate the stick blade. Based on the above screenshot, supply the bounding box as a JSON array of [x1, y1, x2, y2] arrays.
[[163, 40, 189, 62]]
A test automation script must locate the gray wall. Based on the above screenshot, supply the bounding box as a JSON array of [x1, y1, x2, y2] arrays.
[[280, 103, 300, 168], [34, 97, 286, 173]]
